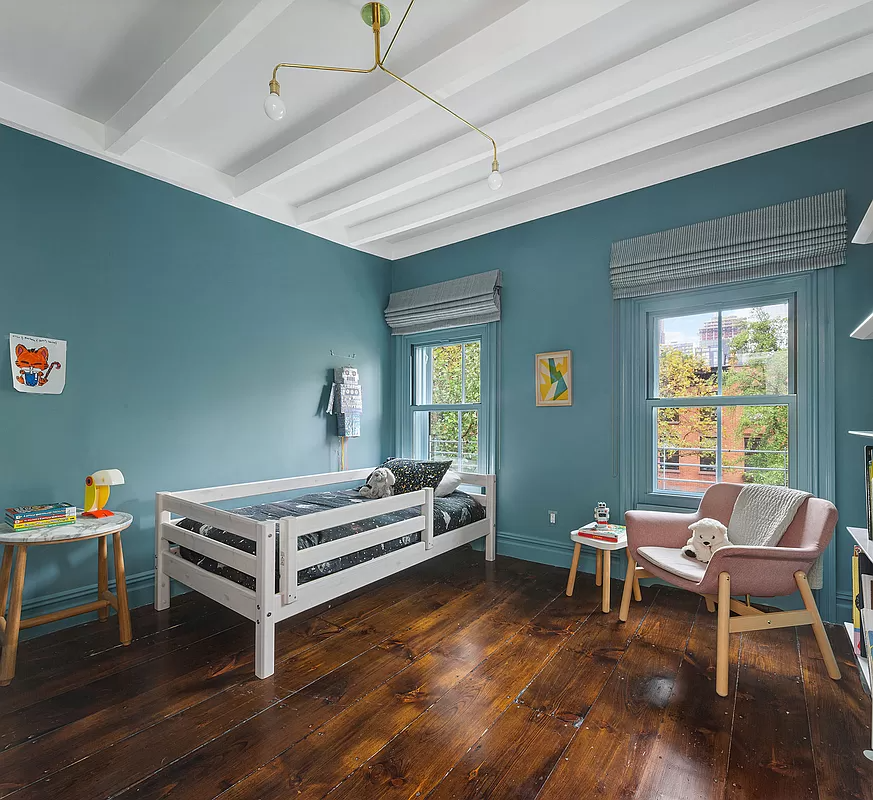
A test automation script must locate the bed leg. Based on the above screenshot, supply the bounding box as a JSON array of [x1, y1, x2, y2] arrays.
[[154, 494, 171, 611], [255, 520, 277, 679], [255, 617, 276, 680], [485, 475, 496, 562]]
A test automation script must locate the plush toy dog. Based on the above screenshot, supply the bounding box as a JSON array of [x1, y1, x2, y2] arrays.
[[359, 467, 395, 499], [683, 518, 731, 563]]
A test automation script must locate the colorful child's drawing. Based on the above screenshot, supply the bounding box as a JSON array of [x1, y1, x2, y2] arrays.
[[9, 333, 66, 394]]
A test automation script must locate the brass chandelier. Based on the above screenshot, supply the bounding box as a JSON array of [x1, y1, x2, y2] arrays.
[[264, 1, 503, 190]]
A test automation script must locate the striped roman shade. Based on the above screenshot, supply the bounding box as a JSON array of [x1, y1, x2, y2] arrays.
[[609, 190, 846, 299], [384, 270, 501, 335]]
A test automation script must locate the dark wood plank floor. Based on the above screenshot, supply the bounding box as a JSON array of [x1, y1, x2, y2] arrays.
[[1, 548, 869, 800]]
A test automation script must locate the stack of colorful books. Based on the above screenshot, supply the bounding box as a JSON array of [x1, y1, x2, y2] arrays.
[[576, 522, 626, 543], [4, 503, 77, 531]]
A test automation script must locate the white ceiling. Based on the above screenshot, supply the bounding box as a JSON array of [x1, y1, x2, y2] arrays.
[[2, 0, 873, 259]]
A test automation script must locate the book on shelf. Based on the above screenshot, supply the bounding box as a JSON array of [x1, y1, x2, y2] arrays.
[[5, 503, 76, 523]]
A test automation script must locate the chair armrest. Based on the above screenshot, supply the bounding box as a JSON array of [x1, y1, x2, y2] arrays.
[[625, 508, 699, 553], [700, 545, 819, 597], [708, 544, 818, 567]]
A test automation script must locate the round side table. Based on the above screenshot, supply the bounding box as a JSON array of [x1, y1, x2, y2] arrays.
[[0, 511, 134, 685]]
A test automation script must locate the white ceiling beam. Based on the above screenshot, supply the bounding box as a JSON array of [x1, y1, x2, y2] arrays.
[[105, 0, 301, 155], [299, 0, 873, 228], [233, 0, 636, 197], [348, 33, 873, 245], [391, 89, 873, 259]]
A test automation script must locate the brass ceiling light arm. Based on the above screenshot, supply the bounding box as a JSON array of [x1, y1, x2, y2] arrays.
[[263, 2, 502, 188], [381, 0, 416, 65], [378, 63, 498, 170]]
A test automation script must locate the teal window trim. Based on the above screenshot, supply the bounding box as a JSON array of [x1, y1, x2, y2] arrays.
[[393, 323, 498, 474], [617, 271, 836, 619]]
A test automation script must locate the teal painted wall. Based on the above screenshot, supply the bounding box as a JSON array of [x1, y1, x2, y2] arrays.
[[0, 125, 392, 628], [392, 122, 873, 622]]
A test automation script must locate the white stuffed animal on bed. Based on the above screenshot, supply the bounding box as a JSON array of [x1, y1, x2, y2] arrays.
[[359, 467, 395, 499], [682, 518, 731, 563]]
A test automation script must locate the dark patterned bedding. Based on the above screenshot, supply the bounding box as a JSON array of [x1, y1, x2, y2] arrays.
[[175, 488, 486, 591]]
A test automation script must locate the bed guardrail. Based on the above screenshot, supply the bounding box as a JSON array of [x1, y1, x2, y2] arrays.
[[278, 488, 431, 604]]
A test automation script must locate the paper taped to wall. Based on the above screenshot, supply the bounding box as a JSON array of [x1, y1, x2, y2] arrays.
[[10, 333, 66, 395]]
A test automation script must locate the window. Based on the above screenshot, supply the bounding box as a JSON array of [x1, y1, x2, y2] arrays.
[[652, 301, 792, 495], [395, 324, 497, 474], [413, 340, 481, 472]]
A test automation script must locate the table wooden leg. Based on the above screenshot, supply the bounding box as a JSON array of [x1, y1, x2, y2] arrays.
[[595, 549, 602, 587], [0, 545, 13, 619], [601, 550, 611, 613], [112, 532, 132, 646], [566, 542, 581, 597], [97, 536, 109, 623], [0, 546, 27, 686]]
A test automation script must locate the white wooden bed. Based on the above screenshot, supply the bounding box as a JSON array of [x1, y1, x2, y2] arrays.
[[155, 468, 496, 678]]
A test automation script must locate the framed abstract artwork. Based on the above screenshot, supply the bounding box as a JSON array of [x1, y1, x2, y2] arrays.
[[535, 350, 572, 406]]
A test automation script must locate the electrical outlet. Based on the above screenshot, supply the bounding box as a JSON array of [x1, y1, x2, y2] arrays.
[[548, 510, 556, 525]]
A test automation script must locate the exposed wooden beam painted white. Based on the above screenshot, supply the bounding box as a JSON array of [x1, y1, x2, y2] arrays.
[[299, 0, 873, 229], [391, 89, 873, 259], [854, 201, 873, 243], [105, 0, 301, 155], [348, 33, 873, 245], [233, 0, 636, 197]]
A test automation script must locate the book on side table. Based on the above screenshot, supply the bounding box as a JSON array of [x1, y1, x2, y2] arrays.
[[4, 503, 77, 531], [576, 522, 626, 543]]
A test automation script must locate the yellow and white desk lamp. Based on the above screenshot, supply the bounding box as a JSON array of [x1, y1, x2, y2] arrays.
[[83, 469, 125, 518]]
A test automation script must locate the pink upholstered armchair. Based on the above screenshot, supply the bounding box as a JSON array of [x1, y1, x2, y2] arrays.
[[618, 483, 841, 696]]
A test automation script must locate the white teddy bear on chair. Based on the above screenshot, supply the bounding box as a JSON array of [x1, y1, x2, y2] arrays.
[[683, 518, 731, 563]]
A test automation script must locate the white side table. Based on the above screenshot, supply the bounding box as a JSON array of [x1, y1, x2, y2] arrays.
[[0, 512, 134, 685], [566, 528, 640, 613]]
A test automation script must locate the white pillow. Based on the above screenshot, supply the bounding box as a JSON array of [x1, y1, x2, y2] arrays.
[[435, 469, 462, 497]]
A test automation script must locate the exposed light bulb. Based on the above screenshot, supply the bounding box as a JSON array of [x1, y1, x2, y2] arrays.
[[487, 169, 504, 191], [264, 91, 286, 121]]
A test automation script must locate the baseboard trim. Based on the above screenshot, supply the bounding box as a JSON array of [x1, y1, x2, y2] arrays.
[[497, 530, 600, 573], [21, 569, 155, 619]]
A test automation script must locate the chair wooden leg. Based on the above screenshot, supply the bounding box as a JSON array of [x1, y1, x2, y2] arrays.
[[566, 542, 581, 597], [632, 573, 642, 602], [716, 572, 731, 697], [595, 549, 602, 587], [97, 536, 109, 623], [0, 545, 13, 619], [705, 597, 716, 613], [796, 571, 841, 681], [112, 533, 132, 646], [0, 547, 27, 686], [619, 554, 636, 622]]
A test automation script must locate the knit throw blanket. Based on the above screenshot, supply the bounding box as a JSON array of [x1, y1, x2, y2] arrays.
[[727, 484, 820, 589]]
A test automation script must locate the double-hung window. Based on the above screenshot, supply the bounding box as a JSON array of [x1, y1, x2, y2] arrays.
[[651, 298, 794, 498], [395, 324, 497, 474]]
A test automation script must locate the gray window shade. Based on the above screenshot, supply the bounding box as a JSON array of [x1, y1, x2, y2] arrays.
[[385, 270, 501, 335], [609, 190, 846, 299]]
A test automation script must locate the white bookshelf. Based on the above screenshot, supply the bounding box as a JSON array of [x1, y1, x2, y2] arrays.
[[844, 621, 871, 695], [848, 525, 873, 563]]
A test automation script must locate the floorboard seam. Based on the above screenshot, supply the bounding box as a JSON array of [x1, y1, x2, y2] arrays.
[[9, 580, 440, 797], [315, 585, 570, 800], [529, 586, 663, 800]]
